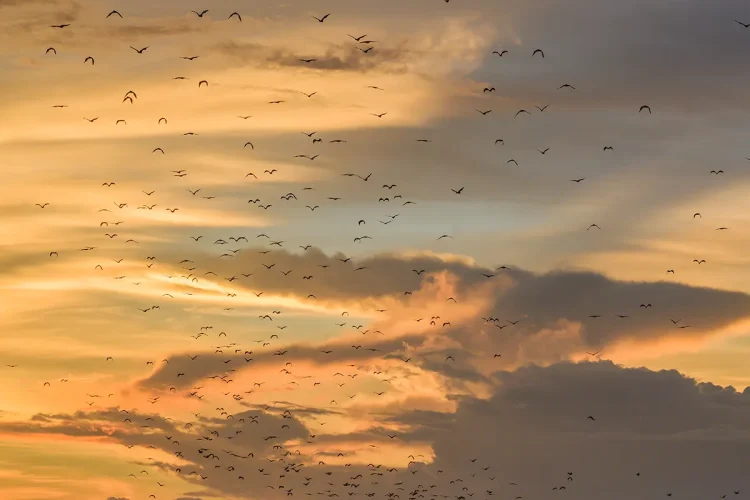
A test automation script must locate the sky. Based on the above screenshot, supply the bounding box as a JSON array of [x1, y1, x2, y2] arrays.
[[1, 0, 750, 499]]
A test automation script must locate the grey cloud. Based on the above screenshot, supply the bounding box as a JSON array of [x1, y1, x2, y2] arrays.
[[431, 268, 750, 377], [485, 268, 750, 346], [480, 361, 750, 435], [412, 352, 489, 384], [198, 247, 750, 346], [138, 248, 750, 388], [212, 40, 414, 73], [3, 408, 181, 448], [187, 247, 487, 300], [391, 362, 750, 500], [138, 333, 424, 390], [6, 362, 750, 499]]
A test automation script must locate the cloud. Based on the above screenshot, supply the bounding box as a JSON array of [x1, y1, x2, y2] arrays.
[[178, 248, 485, 301], [0, 407, 359, 498], [104, 20, 210, 39], [5, 362, 750, 500], [181, 246, 750, 342], [212, 41, 414, 74], [483, 268, 750, 346], [469, 0, 750, 111], [391, 362, 750, 499], [210, 15, 495, 78], [0, 0, 81, 32], [128, 247, 750, 393], [138, 333, 426, 390], [479, 361, 750, 436]]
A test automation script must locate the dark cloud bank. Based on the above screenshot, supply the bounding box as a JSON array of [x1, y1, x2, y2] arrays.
[[9, 361, 750, 500]]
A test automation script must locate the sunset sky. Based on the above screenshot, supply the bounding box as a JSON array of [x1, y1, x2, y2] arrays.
[[2, 0, 750, 499]]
